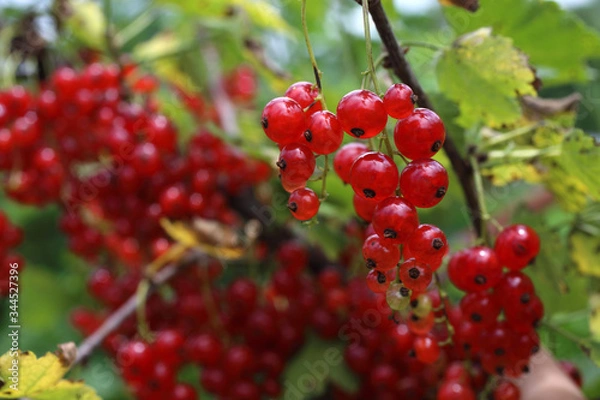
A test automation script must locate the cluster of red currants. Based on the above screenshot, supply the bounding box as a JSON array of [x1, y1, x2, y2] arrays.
[[0, 211, 24, 296]]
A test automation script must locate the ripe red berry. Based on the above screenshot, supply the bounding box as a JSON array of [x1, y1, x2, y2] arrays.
[[287, 188, 320, 221], [383, 83, 415, 120], [406, 224, 448, 268], [492, 380, 520, 400], [284, 81, 322, 116], [131, 142, 162, 176], [277, 143, 315, 183], [448, 247, 502, 292], [494, 224, 540, 270], [261, 97, 306, 145], [394, 108, 445, 160], [413, 335, 440, 364], [400, 159, 449, 208], [460, 290, 501, 327], [494, 271, 535, 310], [362, 234, 400, 271], [352, 193, 378, 222], [399, 258, 433, 292], [303, 111, 343, 155], [333, 142, 369, 184], [350, 152, 399, 201], [437, 381, 476, 400], [336, 89, 387, 139], [366, 269, 393, 293], [371, 196, 419, 245]]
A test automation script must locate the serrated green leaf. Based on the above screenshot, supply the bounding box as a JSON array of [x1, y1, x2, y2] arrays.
[[570, 232, 600, 278], [443, 0, 600, 84], [436, 29, 536, 128], [65, 1, 106, 50], [281, 335, 358, 399], [0, 350, 100, 400]]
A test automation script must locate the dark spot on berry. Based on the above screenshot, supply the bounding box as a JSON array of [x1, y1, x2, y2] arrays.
[[261, 117, 268, 129], [529, 256, 537, 265], [432, 238, 444, 250], [520, 293, 531, 304], [276, 159, 287, 170], [304, 130, 312, 142], [408, 267, 420, 279], [471, 313, 482, 322], [366, 259, 376, 269], [351, 128, 365, 137], [522, 365, 530, 373], [410, 313, 419, 321], [533, 319, 541, 328], [376, 271, 386, 284], [431, 140, 442, 153], [287, 202, 298, 212], [400, 287, 410, 297], [463, 343, 471, 351], [531, 345, 540, 354], [435, 187, 446, 198], [514, 242, 528, 256], [408, 349, 416, 358], [410, 94, 418, 104], [496, 366, 505, 376], [411, 299, 418, 308], [383, 229, 397, 239], [474, 275, 487, 285], [363, 189, 376, 198], [494, 348, 505, 356]]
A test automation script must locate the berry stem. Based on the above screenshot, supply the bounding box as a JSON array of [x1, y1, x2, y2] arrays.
[[433, 272, 455, 344], [361, 0, 382, 95], [301, 0, 328, 109], [480, 123, 542, 149], [470, 155, 491, 246]]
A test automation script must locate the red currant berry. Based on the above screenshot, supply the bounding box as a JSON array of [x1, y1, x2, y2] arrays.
[[437, 381, 476, 400], [284, 81, 322, 116], [406, 224, 448, 268], [460, 290, 501, 327], [413, 335, 440, 364], [394, 108, 445, 160], [353, 193, 378, 222], [372, 196, 419, 245], [494, 271, 535, 310], [494, 224, 540, 270], [350, 152, 399, 201], [448, 247, 502, 292], [336, 89, 387, 139], [400, 159, 449, 208], [333, 142, 369, 184], [399, 258, 433, 292], [362, 234, 400, 271], [366, 269, 393, 293], [303, 111, 343, 155], [277, 143, 315, 183], [287, 188, 320, 221], [261, 97, 306, 145], [383, 83, 415, 120], [492, 380, 520, 400]]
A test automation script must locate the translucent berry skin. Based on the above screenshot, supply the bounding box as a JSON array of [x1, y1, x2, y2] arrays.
[[504, 294, 544, 333], [350, 152, 399, 202], [394, 108, 445, 160], [336, 89, 388, 139], [383, 83, 415, 120], [437, 381, 476, 400], [413, 335, 440, 364], [287, 188, 320, 221], [406, 224, 448, 268], [333, 142, 369, 184], [400, 159, 449, 208], [407, 311, 435, 335], [386, 282, 412, 311], [460, 290, 501, 327], [261, 97, 307, 145], [352, 194, 378, 222], [366, 269, 393, 293], [277, 143, 315, 183], [494, 224, 540, 270], [448, 247, 502, 292], [284, 81, 322, 116], [362, 234, 401, 271], [372, 196, 419, 245], [492, 380, 520, 400], [494, 271, 535, 310], [303, 111, 343, 155], [399, 258, 432, 292]]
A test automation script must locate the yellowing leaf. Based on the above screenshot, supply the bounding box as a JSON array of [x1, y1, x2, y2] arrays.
[[482, 162, 541, 186], [66, 1, 106, 50], [570, 233, 600, 278], [543, 167, 589, 213], [589, 294, 600, 341], [436, 29, 537, 128], [0, 349, 100, 400], [154, 0, 229, 17], [232, 0, 293, 35]]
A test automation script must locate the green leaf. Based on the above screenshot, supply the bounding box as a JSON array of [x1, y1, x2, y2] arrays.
[[443, 0, 600, 84], [281, 335, 358, 399], [570, 232, 600, 278], [0, 350, 100, 400], [436, 29, 536, 128], [65, 1, 106, 50], [232, 0, 293, 35]]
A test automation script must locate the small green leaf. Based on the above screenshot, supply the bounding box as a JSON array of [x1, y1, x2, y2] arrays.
[[232, 0, 293, 35], [65, 1, 106, 50], [436, 29, 536, 128], [570, 232, 600, 278], [443, 0, 600, 84]]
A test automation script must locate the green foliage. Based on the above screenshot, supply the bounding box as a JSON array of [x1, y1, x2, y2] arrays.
[[281, 334, 358, 399], [436, 29, 536, 128], [443, 0, 600, 84]]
